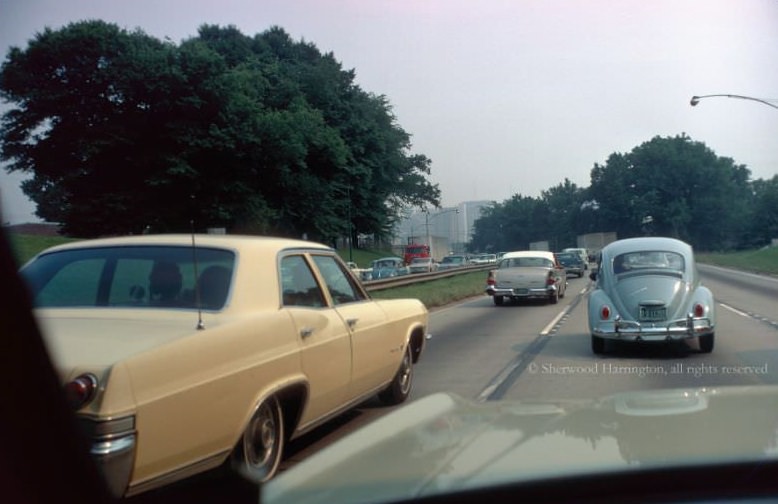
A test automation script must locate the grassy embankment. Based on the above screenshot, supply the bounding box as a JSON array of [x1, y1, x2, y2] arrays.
[[696, 247, 778, 276], [9, 233, 777, 309]]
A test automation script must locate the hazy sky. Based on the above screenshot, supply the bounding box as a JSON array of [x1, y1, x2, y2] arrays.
[[1, 0, 777, 224]]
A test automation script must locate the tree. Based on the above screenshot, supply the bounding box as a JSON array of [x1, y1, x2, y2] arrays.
[[749, 175, 778, 247], [471, 134, 757, 252], [540, 178, 584, 250], [589, 134, 752, 249], [1, 21, 439, 239]]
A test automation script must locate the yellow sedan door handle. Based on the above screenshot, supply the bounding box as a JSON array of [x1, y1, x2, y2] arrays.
[[300, 327, 314, 338], [346, 318, 358, 329]]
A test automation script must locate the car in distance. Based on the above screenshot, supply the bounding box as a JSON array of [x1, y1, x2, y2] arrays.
[[408, 256, 438, 274], [437, 254, 468, 270], [563, 247, 589, 269], [485, 250, 567, 305], [587, 236, 715, 354], [346, 261, 372, 281], [369, 256, 410, 279], [470, 253, 497, 265], [555, 251, 586, 278], [19, 234, 429, 497]]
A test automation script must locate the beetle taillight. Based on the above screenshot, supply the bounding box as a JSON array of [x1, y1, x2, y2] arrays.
[[65, 373, 98, 410], [600, 305, 611, 320], [487, 270, 495, 286], [546, 273, 555, 286], [693, 303, 705, 318]]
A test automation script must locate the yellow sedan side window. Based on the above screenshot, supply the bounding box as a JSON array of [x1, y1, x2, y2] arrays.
[[281, 255, 325, 307], [311, 255, 366, 305]]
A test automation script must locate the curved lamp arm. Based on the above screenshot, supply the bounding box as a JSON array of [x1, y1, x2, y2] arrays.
[[690, 94, 778, 110]]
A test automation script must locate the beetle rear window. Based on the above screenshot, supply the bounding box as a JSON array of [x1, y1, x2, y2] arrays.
[[613, 251, 685, 275]]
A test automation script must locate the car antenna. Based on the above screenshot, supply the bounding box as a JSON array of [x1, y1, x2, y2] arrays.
[[190, 206, 205, 330]]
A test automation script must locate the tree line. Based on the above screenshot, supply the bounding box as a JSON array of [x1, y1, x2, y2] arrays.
[[0, 21, 440, 240], [469, 134, 778, 252]]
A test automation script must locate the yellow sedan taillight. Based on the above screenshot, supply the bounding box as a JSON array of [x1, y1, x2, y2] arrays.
[[65, 373, 98, 410]]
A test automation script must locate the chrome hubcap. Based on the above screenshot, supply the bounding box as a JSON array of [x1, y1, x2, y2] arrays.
[[399, 348, 412, 394], [247, 404, 275, 467]]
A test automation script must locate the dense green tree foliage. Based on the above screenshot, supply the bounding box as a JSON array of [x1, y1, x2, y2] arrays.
[[750, 175, 778, 247], [1, 21, 439, 239], [470, 134, 777, 252]]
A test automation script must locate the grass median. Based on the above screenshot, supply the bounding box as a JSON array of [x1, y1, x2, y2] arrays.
[[369, 270, 487, 309]]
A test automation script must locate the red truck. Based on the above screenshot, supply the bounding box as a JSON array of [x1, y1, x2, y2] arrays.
[[403, 243, 430, 265]]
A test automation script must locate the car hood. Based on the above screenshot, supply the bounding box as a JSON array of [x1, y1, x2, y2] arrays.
[[612, 275, 688, 319], [35, 308, 207, 378], [263, 386, 778, 504]]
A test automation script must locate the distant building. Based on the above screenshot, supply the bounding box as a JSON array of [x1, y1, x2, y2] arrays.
[[393, 200, 492, 254]]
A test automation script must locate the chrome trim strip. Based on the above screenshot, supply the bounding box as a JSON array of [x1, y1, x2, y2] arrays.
[[91, 435, 136, 456], [125, 450, 231, 497]]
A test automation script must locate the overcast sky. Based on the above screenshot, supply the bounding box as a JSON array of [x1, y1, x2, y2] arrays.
[[1, 0, 777, 224]]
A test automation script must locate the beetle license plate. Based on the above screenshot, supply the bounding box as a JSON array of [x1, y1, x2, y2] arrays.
[[513, 288, 529, 295], [639, 306, 666, 321]]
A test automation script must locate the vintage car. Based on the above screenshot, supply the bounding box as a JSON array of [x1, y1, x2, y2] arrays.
[[470, 253, 497, 265], [555, 251, 586, 278], [562, 247, 589, 270], [346, 261, 372, 281], [369, 256, 410, 279], [18, 234, 429, 497], [408, 256, 438, 274], [485, 250, 567, 305], [587, 237, 715, 354], [437, 254, 468, 270]]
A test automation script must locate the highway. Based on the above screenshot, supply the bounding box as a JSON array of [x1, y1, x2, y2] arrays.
[[278, 266, 778, 469], [130, 266, 778, 502]]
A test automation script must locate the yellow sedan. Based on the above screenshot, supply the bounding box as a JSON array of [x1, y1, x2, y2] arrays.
[[20, 234, 429, 497]]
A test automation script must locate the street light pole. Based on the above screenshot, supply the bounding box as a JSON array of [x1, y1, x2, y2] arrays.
[[423, 207, 460, 258], [346, 186, 353, 262], [690, 94, 778, 110], [424, 210, 430, 259]]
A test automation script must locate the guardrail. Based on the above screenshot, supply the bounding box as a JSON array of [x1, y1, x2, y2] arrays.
[[362, 264, 494, 291]]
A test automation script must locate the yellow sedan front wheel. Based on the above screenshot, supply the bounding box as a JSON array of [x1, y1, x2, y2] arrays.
[[379, 344, 414, 405]]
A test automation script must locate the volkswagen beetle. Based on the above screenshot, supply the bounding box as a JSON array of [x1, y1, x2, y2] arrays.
[[587, 237, 715, 354]]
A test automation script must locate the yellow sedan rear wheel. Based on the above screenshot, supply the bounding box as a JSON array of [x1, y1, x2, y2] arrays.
[[233, 396, 284, 483]]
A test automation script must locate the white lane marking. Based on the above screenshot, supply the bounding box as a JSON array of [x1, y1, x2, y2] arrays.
[[541, 283, 591, 335], [719, 302, 750, 318], [541, 305, 571, 335]]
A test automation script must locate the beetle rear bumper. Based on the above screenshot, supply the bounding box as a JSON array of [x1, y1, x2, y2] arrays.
[[592, 315, 714, 341]]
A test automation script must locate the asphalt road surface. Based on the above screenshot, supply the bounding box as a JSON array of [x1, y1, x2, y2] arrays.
[[130, 266, 778, 502]]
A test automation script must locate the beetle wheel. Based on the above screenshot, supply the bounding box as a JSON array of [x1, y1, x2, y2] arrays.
[[379, 344, 413, 405], [549, 288, 559, 304], [592, 335, 605, 354], [699, 332, 714, 353], [232, 396, 284, 483], [493, 295, 504, 306]]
